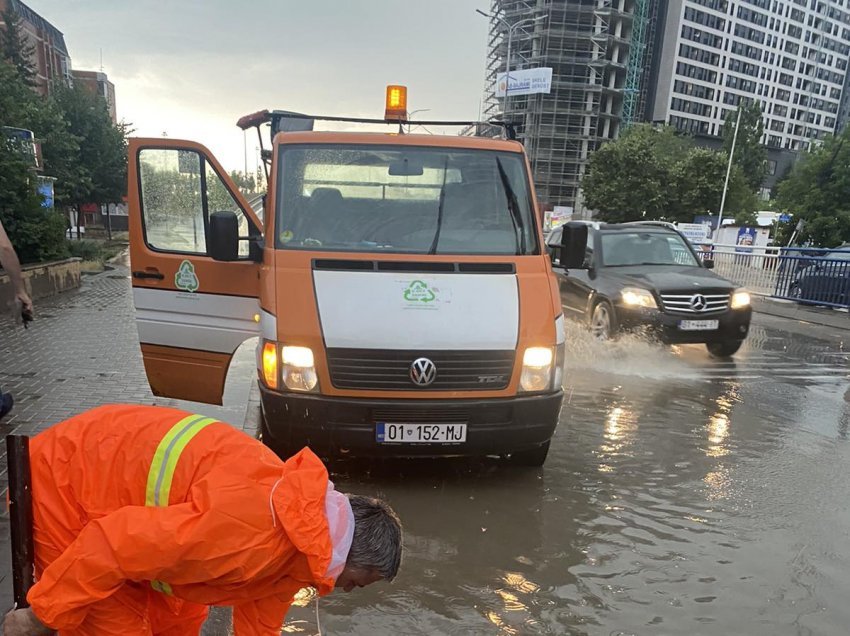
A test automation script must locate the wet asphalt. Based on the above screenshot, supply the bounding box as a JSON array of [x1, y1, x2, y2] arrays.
[[278, 314, 850, 635]]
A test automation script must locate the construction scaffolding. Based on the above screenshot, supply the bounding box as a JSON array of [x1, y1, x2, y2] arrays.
[[481, 0, 651, 215]]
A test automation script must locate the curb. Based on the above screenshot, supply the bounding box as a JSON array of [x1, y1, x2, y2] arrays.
[[753, 297, 850, 331]]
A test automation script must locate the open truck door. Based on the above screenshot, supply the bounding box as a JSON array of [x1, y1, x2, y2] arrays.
[[127, 138, 262, 405]]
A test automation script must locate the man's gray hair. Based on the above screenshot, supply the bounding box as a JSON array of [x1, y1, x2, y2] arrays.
[[346, 495, 403, 581]]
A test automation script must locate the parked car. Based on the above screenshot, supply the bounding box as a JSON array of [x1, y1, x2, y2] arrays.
[[788, 246, 850, 306], [548, 223, 753, 357]]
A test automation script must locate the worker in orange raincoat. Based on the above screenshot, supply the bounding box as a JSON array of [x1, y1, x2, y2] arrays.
[[2, 404, 403, 635]]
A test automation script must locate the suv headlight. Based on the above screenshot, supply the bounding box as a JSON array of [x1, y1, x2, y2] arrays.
[[520, 347, 554, 393], [620, 287, 657, 309], [281, 346, 319, 392], [731, 289, 751, 309]]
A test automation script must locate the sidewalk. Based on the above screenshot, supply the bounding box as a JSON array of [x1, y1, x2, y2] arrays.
[[0, 259, 257, 631], [753, 296, 850, 331]]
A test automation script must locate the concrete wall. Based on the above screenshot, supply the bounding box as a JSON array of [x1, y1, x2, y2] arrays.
[[0, 258, 81, 307]]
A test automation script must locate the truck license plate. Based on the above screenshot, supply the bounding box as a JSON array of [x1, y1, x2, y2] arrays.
[[678, 319, 719, 331], [376, 423, 467, 444]]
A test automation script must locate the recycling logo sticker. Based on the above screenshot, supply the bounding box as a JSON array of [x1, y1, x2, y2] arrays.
[[402, 279, 439, 309], [175, 260, 199, 293]]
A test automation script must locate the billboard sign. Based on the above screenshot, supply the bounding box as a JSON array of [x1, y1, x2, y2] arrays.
[[495, 68, 553, 98]]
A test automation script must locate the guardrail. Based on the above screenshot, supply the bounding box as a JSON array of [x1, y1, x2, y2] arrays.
[[693, 244, 850, 309]]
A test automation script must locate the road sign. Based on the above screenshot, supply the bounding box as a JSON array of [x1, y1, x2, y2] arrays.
[[677, 223, 710, 243]]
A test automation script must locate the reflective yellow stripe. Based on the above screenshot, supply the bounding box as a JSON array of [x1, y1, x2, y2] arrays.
[[145, 415, 216, 507], [145, 414, 217, 596]]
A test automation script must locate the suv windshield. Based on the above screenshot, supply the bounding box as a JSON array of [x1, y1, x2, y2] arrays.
[[275, 144, 538, 255], [601, 231, 700, 267]]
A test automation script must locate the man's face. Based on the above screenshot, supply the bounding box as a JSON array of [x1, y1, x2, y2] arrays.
[[335, 566, 384, 592]]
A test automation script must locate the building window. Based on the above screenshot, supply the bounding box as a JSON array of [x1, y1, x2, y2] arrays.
[[673, 79, 717, 100], [691, 0, 730, 11], [679, 43, 722, 65], [734, 24, 767, 43], [684, 6, 727, 30], [737, 6, 769, 26], [731, 40, 764, 60], [676, 61, 719, 83], [681, 24, 725, 48]]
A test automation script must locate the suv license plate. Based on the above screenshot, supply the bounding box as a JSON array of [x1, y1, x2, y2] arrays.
[[679, 319, 719, 331], [376, 423, 467, 444]]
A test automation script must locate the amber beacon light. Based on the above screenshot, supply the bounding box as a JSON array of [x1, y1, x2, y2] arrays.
[[384, 85, 408, 121]]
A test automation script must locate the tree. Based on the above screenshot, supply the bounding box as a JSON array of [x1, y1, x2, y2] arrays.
[[0, 7, 36, 86], [229, 170, 257, 195], [582, 124, 752, 223], [722, 101, 767, 192], [49, 82, 128, 210], [776, 127, 850, 247]]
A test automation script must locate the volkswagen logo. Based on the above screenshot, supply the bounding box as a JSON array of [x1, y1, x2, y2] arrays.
[[690, 294, 708, 311], [410, 357, 437, 387]]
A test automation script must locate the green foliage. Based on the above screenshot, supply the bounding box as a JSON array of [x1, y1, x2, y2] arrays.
[[229, 170, 257, 195], [582, 124, 753, 223], [66, 239, 124, 263], [776, 127, 850, 247], [0, 25, 128, 263], [0, 8, 36, 86], [722, 101, 768, 191]]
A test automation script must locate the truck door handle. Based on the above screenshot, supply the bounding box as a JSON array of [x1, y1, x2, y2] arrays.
[[132, 270, 165, 281]]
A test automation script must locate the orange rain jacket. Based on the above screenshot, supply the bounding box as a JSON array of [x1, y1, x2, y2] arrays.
[[26, 404, 348, 635]]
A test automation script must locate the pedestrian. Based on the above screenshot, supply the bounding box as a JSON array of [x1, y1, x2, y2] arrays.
[[2, 404, 403, 635], [0, 218, 33, 420]]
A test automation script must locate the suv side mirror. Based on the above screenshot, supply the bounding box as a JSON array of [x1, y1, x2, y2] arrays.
[[560, 222, 588, 270], [209, 211, 240, 262]]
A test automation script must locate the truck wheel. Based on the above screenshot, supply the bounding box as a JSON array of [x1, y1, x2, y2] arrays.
[[506, 441, 550, 467], [706, 340, 744, 358], [590, 301, 616, 341]]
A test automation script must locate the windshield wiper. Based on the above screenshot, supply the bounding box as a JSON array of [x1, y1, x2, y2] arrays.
[[428, 156, 450, 255], [495, 156, 524, 255]]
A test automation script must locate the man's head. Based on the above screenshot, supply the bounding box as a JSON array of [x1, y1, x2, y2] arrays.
[[335, 495, 402, 592]]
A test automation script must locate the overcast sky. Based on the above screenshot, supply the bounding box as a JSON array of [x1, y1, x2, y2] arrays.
[[33, 0, 492, 172]]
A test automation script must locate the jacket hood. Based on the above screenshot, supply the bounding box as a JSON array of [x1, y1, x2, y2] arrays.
[[271, 448, 353, 594]]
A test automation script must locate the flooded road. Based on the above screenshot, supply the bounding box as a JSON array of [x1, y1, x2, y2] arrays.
[[286, 314, 850, 635]]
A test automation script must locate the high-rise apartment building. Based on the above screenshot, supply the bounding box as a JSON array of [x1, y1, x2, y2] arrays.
[[648, 0, 850, 152], [481, 0, 850, 212], [72, 70, 117, 124]]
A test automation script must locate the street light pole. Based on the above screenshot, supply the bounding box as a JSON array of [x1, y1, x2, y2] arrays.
[[476, 10, 544, 119], [716, 106, 742, 238]]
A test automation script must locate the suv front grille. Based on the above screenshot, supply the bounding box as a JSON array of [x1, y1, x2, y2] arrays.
[[659, 292, 730, 314], [326, 349, 514, 391]]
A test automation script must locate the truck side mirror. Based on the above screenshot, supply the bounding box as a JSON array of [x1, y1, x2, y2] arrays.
[[560, 222, 588, 270], [209, 211, 239, 262]]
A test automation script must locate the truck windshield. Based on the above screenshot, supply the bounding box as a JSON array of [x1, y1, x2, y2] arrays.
[[601, 232, 700, 267], [275, 144, 538, 255]]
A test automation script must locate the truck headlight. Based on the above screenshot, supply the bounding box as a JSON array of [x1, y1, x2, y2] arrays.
[[731, 290, 751, 309], [520, 347, 554, 392], [281, 346, 319, 392], [620, 287, 657, 309]]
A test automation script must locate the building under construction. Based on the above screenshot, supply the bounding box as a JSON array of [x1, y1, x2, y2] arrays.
[[481, 0, 657, 215]]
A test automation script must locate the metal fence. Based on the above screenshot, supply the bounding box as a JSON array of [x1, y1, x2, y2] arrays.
[[693, 244, 850, 309]]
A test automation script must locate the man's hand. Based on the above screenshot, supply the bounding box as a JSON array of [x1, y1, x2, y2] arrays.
[[16, 290, 32, 316], [2, 607, 53, 635]]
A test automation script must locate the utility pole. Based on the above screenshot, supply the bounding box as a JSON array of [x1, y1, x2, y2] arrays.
[[716, 106, 742, 238]]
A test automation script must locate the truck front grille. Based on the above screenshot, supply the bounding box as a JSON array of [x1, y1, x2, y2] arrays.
[[326, 349, 514, 391]]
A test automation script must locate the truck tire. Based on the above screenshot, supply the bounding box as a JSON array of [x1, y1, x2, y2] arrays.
[[506, 441, 550, 467], [706, 340, 744, 358]]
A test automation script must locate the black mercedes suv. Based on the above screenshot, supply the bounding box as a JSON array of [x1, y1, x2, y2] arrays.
[[548, 222, 752, 358]]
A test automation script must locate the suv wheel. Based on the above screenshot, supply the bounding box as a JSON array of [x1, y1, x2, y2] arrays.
[[706, 340, 744, 358], [590, 301, 616, 341], [505, 441, 550, 467]]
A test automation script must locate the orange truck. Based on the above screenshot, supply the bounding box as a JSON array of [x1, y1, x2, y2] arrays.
[[126, 89, 579, 466]]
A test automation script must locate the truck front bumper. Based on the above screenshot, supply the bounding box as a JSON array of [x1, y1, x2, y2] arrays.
[[259, 386, 563, 458]]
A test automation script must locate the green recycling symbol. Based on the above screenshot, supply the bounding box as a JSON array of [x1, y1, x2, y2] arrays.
[[403, 280, 436, 303], [175, 260, 199, 293]]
